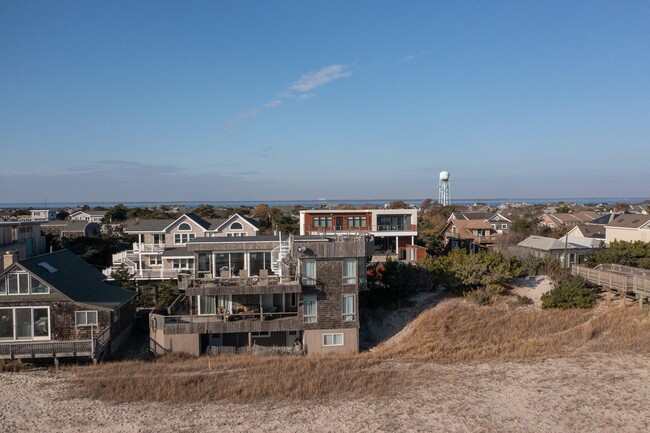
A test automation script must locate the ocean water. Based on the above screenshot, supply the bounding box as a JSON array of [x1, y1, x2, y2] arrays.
[[1, 197, 647, 209]]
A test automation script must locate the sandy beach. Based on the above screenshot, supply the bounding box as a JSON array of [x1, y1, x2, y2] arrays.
[[3, 351, 650, 433]]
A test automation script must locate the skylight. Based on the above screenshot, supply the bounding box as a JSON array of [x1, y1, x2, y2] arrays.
[[38, 262, 58, 273]]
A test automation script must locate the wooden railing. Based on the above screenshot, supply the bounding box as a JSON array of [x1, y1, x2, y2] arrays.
[[149, 337, 170, 356], [0, 340, 93, 359], [572, 264, 650, 296], [154, 312, 301, 335]]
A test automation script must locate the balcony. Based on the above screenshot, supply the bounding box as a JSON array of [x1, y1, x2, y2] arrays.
[[0, 340, 93, 359], [180, 274, 301, 295], [103, 267, 192, 280], [376, 224, 417, 232], [152, 312, 301, 335], [133, 242, 165, 253]]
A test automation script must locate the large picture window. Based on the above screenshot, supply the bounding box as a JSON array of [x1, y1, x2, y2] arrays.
[[0, 307, 50, 340], [303, 294, 317, 323], [346, 216, 367, 228]]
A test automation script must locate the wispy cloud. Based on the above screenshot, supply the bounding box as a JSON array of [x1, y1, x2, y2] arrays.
[[288, 65, 351, 93], [399, 54, 416, 63], [222, 64, 352, 130]]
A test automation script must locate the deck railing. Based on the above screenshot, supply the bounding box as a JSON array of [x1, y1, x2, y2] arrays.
[[0, 340, 93, 359]]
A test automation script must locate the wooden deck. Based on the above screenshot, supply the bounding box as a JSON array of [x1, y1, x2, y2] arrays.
[[572, 264, 650, 307], [0, 326, 111, 361]]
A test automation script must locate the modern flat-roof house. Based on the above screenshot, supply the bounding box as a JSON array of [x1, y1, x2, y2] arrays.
[[299, 209, 417, 257], [0, 250, 136, 361], [104, 213, 260, 281], [605, 214, 650, 244], [149, 234, 371, 356], [69, 210, 107, 223], [30, 209, 56, 222], [1, 220, 47, 270]]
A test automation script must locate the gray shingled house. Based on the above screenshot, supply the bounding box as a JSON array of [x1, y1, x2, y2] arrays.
[[0, 249, 136, 362]]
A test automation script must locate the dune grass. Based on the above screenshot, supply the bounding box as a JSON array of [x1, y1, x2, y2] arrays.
[[70, 299, 650, 404]]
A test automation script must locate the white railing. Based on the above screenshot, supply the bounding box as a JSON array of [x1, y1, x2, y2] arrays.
[[271, 234, 290, 279], [133, 243, 165, 253]]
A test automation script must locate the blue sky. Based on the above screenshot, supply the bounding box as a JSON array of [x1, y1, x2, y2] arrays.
[[1, 1, 649, 203]]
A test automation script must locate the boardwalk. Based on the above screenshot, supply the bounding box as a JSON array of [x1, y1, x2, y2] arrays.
[[572, 264, 650, 307]]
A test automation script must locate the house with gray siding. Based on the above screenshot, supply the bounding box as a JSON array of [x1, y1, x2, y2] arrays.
[[0, 250, 136, 361], [149, 234, 371, 356]]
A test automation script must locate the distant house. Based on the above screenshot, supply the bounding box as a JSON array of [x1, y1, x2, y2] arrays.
[[104, 213, 259, 281], [516, 235, 600, 267], [69, 210, 107, 223], [30, 209, 56, 222], [539, 212, 600, 229], [0, 221, 47, 270], [449, 211, 515, 234], [0, 250, 136, 361], [605, 214, 650, 244], [565, 224, 606, 239], [442, 219, 497, 252], [41, 221, 102, 239]]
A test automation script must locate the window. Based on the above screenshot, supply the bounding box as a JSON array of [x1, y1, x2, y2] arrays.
[[150, 256, 161, 266], [313, 217, 332, 228], [252, 331, 270, 338], [0, 307, 50, 341], [174, 233, 195, 244], [230, 222, 243, 230], [199, 295, 216, 315], [501, 224, 507, 230], [178, 223, 191, 231], [323, 333, 343, 346], [289, 293, 297, 308], [342, 258, 357, 284], [172, 258, 193, 270], [342, 294, 355, 321], [303, 294, 317, 323], [226, 232, 243, 237], [152, 234, 164, 245], [249, 251, 272, 276], [75, 310, 98, 327], [1, 272, 50, 295], [302, 259, 316, 285], [346, 216, 367, 228]]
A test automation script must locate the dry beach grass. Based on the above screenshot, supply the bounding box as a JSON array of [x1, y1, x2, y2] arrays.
[[3, 295, 650, 432]]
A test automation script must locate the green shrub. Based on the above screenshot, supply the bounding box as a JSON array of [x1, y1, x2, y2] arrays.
[[464, 288, 493, 306], [541, 276, 595, 309]]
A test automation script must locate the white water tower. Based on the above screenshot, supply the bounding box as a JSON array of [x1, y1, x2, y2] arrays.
[[438, 171, 451, 206]]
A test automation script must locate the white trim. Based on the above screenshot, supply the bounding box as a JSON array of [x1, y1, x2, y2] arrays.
[[214, 213, 259, 232], [303, 294, 317, 323]]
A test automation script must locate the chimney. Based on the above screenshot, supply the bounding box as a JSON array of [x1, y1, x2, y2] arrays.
[[3, 250, 18, 271]]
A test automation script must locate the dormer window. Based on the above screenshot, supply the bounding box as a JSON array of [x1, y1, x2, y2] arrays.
[[178, 223, 192, 231]]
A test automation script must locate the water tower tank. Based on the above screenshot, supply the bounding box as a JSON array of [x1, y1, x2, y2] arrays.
[[439, 171, 450, 181]]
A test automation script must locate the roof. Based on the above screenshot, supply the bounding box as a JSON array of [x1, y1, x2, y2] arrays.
[[122, 213, 259, 233], [70, 210, 107, 217], [606, 214, 650, 229], [445, 219, 492, 240], [557, 235, 604, 248], [570, 224, 606, 238], [162, 247, 194, 257], [451, 212, 495, 221], [42, 220, 97, 232], [122, 218, 175, 232], [11, 250, 135, 309], [518, 235, 599, 251]]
